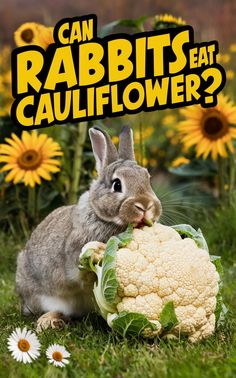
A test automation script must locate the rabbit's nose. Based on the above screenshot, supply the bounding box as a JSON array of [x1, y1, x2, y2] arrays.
[[134, 202, 154, 212], [134, 203, 145, 212]]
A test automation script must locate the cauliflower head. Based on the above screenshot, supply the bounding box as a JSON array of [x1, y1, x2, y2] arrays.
[[79, 223, 225, 342]]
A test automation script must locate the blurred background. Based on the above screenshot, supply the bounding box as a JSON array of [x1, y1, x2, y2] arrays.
[[1, 0, 236, 46]]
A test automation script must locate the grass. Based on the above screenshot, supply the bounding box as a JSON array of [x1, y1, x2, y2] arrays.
[[0, 208, 236, 378]]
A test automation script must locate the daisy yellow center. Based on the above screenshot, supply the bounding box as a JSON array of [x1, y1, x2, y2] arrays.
[[18, 149, 42, 170], [21, 29, 34, 43], [18, 339, 30, 352], [52, 351, 63, 361], [202, 110, 228, 140]]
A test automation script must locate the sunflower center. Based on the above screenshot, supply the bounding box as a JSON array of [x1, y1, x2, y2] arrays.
[[202, 111, 228, 140], [52, 351, 63, 362], [18, 339, 30, 352], [21, 29, 34, 43], [18, 149, 42, 170]]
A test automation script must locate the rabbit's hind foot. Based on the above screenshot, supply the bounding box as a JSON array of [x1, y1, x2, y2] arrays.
[[36, 311, 69, 333]]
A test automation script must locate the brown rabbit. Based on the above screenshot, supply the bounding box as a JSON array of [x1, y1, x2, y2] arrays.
[[16, 126, 162, 331]]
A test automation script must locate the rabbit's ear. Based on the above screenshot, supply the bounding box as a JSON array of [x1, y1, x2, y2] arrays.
[[118, 126, 135, 161], [89, 126, 118, 173]]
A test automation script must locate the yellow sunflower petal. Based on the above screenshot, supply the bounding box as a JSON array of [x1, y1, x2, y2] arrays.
[[184, 137, 203, 148], [216, 139, 228, 158], [31, 130, 38, 148], [32, 171, 41, 185], [13, 169, 25, 184], [5, 167, 19, 182], [0, 144, 20, 157], [196, 138, 211, 157], [226, 139, 235, 154], [34, 133, 48, 150], [211, 143, 219, 160], [5, 137, 24, 153], [23, 170, 31, 186], [202, 143, 212, 159], [21, 131, 32, 149], [229, 128, 236, 137], [43, 159, 61, 166], [28, 171, 35, 187], [37, 167, 52, 180], [41, 164, 60, 173], [0, 163, 18, 172], [0, 155, 17, 163], [11, 133, 25, 150], [45, 151, 63, 157], [182, 130, 202, 139], [178, 122, 200, 132], [41, 138, 62, 153], [224, 108, 236, 124], [44, 139, 60, 150]]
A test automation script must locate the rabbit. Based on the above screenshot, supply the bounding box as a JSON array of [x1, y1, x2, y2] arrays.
[[16, 126, 162, 331]]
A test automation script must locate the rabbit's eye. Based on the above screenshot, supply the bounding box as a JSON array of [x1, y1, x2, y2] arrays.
[[112, 178, 122, 192]]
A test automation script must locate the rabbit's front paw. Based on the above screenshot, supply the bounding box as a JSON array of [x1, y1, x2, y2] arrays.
[[36, 311, 68, 333]]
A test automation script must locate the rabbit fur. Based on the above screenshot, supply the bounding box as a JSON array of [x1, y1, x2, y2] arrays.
[[16, 126, 162, 322]]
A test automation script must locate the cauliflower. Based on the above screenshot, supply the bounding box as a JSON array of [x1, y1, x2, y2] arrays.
[[79, 223, 226, 342]]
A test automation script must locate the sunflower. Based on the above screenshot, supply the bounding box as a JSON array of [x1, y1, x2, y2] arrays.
[[0, 131, 63, 187], [14, 22, 41, 46], [178, 94, 236, 160], [34, 26, 54, 50], [226, 69, 234, 80], [153, 14, 186, 30], [230, 43, 236, 53], [14, 23, 54, 49]]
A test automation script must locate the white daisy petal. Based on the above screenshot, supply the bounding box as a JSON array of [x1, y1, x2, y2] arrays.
[[56, 361, 64, 367], [7, 327, 41, 364], [15, 328, 22, 338], [46, 343, 70, 368], [22, 353, 28, 364], [21, 327, 28, 339], [11, 332, 20, 342]]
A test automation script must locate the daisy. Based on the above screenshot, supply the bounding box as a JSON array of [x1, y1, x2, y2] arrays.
[[46, 344, 70, 367], [7, 327, 41, 364]]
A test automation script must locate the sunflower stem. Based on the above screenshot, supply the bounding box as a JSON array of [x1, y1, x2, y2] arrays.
[[229, 152, 236, 203], [15, 186, 29, 238], [68, 122, 88, 204], [217, 157, 228, 204], [28, 186, 36, 221], [138, 117, 144, 166]]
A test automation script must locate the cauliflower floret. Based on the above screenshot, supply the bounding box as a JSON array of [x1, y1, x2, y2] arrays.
[[80, 223, 221, 342], [114, 224, 220, 342]]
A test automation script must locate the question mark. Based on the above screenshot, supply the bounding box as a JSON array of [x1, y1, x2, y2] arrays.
[[202, 67, 223, 105]]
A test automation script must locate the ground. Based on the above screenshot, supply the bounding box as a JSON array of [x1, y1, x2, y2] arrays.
[[0, 212, 236, 378]]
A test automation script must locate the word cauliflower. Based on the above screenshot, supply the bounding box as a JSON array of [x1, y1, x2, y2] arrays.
[[79, 223, 226, 342]]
